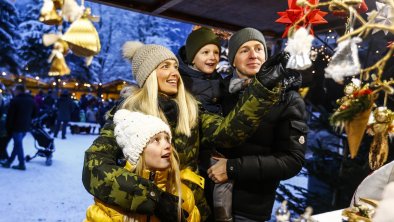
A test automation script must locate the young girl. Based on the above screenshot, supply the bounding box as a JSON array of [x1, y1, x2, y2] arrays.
[[85, 110, 200, 222]]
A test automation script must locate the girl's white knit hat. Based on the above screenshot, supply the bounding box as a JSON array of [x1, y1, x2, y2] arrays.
[[113, 109, 172, 165]]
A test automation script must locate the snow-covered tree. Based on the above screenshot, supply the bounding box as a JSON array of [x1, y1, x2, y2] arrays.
[[18, 20, 53, 77], [0, 0, 21, 74]]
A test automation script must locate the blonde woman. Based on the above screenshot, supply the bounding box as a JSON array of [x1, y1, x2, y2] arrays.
[[82, 41, 284, 221]]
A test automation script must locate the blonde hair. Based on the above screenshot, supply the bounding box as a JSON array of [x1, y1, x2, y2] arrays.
[[121, 69, 198, 136], [124, 145, 183, 222]]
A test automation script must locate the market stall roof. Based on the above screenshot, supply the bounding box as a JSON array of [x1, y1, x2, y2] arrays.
[[87, 0, 376, 37]]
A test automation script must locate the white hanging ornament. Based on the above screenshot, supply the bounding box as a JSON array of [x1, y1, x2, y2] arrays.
[[285, 27, 314, 70], [61, 0, 84, 22], [366, 1, 393, 35], [324, 37, 362, 83]]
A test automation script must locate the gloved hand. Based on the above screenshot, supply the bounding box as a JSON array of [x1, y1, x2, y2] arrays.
[[154, 191, 187, 222], [256, 51, 290, 90]]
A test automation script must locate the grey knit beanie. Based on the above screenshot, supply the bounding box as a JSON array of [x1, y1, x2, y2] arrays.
[[122, 41, 178, 87], [228, 27, 267, 66]]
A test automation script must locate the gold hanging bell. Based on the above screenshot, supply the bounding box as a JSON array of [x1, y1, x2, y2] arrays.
[[62, 8, 101, 57], [48, 41, 71, 76]]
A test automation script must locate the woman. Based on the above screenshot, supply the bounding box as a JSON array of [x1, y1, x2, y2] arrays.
[[82, 41, 283, 221], [85, 110, 199, 222]]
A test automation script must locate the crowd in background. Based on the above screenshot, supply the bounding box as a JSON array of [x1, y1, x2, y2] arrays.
[[0, 82, 117, 165]]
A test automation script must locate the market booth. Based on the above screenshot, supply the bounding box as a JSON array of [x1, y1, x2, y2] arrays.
[[0, 74, 134, 101]]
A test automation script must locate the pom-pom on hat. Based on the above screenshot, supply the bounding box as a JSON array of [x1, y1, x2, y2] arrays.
[[185, 27, 221, 64], [122, 41, 178, 87], [114, 109, 172, 165], [228, 27, 267, 66]]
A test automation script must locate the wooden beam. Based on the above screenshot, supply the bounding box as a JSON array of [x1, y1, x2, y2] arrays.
[[161, 9, 279, 36], [151, 0, 184, 14], [86, 0, 280, 37]]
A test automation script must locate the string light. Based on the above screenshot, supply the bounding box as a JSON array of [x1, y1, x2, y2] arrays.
[[75, 83, 79, 86], [53, 82, 56, 86], [99, 83, 102, 86], [2, 72, 6, 76], [18, 79, 22, 82], [35, 76, 40, 80], [376, 50, 380, 54], [62, 82, 66, 86]]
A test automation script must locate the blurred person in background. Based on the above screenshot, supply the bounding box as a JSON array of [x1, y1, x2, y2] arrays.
[[1, 84, 37, 170], [53, 89, 74, 139]]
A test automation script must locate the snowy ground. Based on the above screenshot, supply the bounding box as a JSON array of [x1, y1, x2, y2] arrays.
[[0, 131, 308, 222], [0, 132, 95, 222]]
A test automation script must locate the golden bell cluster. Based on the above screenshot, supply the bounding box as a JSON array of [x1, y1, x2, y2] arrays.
[[39, 0, 101, 76]]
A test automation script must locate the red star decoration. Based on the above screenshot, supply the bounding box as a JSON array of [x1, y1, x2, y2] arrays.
[[276, 0, 328, 38]]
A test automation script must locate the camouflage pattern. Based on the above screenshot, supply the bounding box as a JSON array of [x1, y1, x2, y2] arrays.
[[82, 78, 281, 221]]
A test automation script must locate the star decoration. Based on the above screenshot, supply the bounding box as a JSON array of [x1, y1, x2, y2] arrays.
[[366, 1, 393, 35], [276, 0, 328, 38]]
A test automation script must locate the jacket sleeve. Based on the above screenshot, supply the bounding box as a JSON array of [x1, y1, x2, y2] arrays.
[[200, 78, 281, 148], [82, 122, 161, 214], [227, 91, 308, 181]]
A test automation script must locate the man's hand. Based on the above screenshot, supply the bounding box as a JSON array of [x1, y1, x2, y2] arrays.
[[257, 51, 290, 89], [207, 157, 229, 183]]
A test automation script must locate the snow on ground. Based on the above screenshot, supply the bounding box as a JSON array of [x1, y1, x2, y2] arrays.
[[0, 132, 96, 222]]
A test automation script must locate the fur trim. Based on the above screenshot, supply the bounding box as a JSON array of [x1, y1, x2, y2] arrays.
[[122, 41, 144, 60]]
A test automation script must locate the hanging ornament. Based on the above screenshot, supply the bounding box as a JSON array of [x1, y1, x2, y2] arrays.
[[39, 0, 62, 25], [330, 81, 375, 158], [62, 8, 101, 65], [366, 106, 394, 170], [284, 27, 314, 70], [331, 0, 368, 17], [276, 0, 328, 38], [48, 40, 71, 76], [61, 0, 84, 22], [325, 37, 361, 84], [366, 2, 393, 35]]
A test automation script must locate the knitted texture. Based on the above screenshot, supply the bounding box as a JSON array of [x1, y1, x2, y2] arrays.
[[228, 27, 267, 65], [114, 109, 172, 165], [123, 42, 178, 87], [185, 27, 221, 64]]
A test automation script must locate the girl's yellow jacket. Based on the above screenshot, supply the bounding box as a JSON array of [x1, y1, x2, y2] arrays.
[[84, 163, 201, 222]]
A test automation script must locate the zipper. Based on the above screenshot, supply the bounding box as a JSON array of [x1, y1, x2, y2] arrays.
[[147, 171, 156, 222]]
